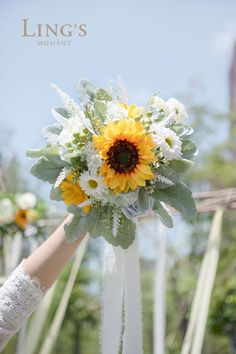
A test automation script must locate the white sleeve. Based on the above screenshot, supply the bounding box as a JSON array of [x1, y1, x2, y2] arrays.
[[0, 260, 46, 351]]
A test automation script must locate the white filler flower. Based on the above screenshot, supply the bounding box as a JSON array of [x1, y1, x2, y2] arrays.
[[79, 171, 108, 197], [150, 96, 169, 115], [152, 127, 182, 160], [0, 198, 15, 225], [58, 115, 85, 145], [167, 98, 188, 122], [106, 101, 128, 122], [16, 192, 37, 209], [82, 142, 103, 173]]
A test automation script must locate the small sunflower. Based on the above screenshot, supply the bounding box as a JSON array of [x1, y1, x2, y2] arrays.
[[93, 119, 155, 193], [15, 209, 28, 228], [60, 174, 91, 213]]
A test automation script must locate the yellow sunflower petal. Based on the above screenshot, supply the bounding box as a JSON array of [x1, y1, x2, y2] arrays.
[[93, 119, 156, 193]]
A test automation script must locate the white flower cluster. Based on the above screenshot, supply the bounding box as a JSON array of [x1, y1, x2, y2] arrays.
[[151, 125, 182, 160], [0, 193, 37, 226], [145, 95, 188, 161], [79, 142, 108, 199], [51, 85, 95, 147], [0, 199, 15, 225], [150, 96, 188, 123]]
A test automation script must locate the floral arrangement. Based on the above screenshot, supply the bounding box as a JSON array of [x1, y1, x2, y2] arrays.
[[27, 79, 197, 249], [0, 192, 47, 238]]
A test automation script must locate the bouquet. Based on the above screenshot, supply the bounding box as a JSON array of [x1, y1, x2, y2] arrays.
[[0, 192, 47, 238], [27, 79, 197, 248]]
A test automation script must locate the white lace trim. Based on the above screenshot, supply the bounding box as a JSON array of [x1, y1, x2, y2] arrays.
[[19, 259, 47, 293], [0, 260, 46, 351]]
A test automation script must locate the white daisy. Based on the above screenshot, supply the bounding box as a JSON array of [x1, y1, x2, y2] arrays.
[[105, 101, 128, 122], [0, 199, 15, 225], [16, 193, 37, 209], [79, 171, 108, 198], [167, 98, 188, 122], [152, 127, 182, 160], [150, 96, 169, 115]]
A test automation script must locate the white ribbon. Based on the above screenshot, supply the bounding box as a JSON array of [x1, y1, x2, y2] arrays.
[[102, 236, 143, 354], [102, 244, 124, 354], [154, 220, 167, 354]]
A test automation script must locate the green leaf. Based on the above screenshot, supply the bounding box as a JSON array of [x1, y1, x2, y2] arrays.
[[42, 123, 62, 145], [67, 205, 136, 249], [169, 159, 194, 173], [116, 215, 136, 249], [78, 80, 97, 103], [54, 107, 70, 118], [50, 186, 62, 201], [30, 155, 67, 184], [87, 209, 104, 238], [155, 160, 194, 189], [182, 140, 197, 159], [94, 101, 107, 121], [137, 188, 150, 211], [153, 201, 173, 228], [94, 88, 112, 102], [172, 124, 193, 138], [156, 164, 178, 184], [64, 214, 89, 243], [153, 182, 197, 218], [26, 145, 61, 159]]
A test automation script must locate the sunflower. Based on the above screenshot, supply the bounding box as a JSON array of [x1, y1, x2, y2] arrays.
[[15, 209, 28, 228], [60, 174, 91, 213], [93, 119, 156, 193]]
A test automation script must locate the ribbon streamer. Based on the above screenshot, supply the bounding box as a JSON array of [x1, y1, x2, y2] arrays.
[[102, 244, 124, 354], [154, 220, 167, 354], [102, 236, 143, 354], [122, 236, 143, 354]]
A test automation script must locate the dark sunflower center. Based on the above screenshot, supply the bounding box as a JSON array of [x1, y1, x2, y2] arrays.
[[107, 139, 139, 173]]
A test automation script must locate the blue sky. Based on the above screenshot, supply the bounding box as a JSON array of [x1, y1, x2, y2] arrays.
[[0, 0, 235, 184]]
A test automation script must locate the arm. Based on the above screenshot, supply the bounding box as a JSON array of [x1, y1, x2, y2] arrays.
[[23, 215, 83, 289], [0, 216, 84, 350]]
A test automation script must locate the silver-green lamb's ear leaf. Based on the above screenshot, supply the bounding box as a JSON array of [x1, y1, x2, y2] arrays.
[[50, 186, 62, 201], [54, 107, 70, 118], [64, 214, 89, 243], [153, 201, 173, 228], [138, 188, 151, 211], [87, 209, 104, 238], [156, 164, 178, 184], [169, 159, 194, 173], [153, 182, 197, 219], [94, 101, 107, 121], [181, 140, 197, 159], [115, 215, 136, 249], [78, 80, 97, 104], [30, 155, 68, 184], [67, 205, 83, 216], [171, 124, 193, 138], [94, 207, 136, 248], [42, 123, 62, 145], [26, 145, 61, 159]]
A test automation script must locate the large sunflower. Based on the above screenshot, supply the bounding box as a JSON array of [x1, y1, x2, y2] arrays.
[[93, 119, 155, 193], [60, 174, 91, 213]]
